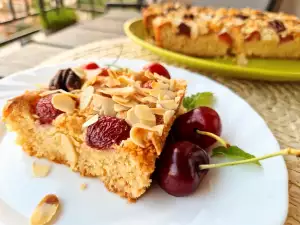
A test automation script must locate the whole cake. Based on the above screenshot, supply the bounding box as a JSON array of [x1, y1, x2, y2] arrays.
[[2, 62, 186, 201], [142, 3, 300, 59]]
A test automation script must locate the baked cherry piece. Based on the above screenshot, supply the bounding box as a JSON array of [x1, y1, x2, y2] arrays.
[[83, 62, 99, 70], [172, 106, 222, 150], [157, 141, 209, 197], [86, 116, 130, 150], [100, 68, 109, 76], [143, 62, 171, 79], [35, 95, 63, 124]]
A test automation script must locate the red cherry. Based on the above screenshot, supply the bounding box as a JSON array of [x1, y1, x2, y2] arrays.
[[143, 62, 171, 79], [84, 62, 99, 70], [35, 95, 63, 124], [172, 106, 222, 150], [157, 141, 209, 197], [100, 68, 109, 76], [86, 116, 130, 150], [218, 32, 233, 46]]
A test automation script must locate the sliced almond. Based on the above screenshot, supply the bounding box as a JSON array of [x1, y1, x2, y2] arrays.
[[39, 89, 61, 97], [129, 124, 152, 148], [140, 119, 156, 127], [72, 66, 86, 79], [98, 87, 135, 96], [116, 111, 127, 120], [169, 79, 176, 91], [112, 95, 130, 104], [92, 94, 116, 116], [114, 99, 138, 108], [85, 68, 103, 81], [80, 183, 88, 190], [32, 161, 51, 178], [134, 104, 156, 122], [118, 76, 135, 85], [126, 107, 140, 126], [114, 104, 130, 112], [175, 96, 181, 103], [30, 194, 60, 225], [80, 86, 94, 110], [159, 100, 178, 110], [60, 134, 77, 169], [178, 104, 187, 115], [150, 107, 167, 115], [153, 124, 165, 136], [106, 76, 121, 88], [152, 81, 169, 90], [143, 70, 155, 80], [141, 96, 157, 103], [153, 72, 170, 83], [164, 90, 177, 99], [51, 93, 76, 113], [82, 114, 99, 129], [163, 110, 175, 124], [107, 69, 118, 79]]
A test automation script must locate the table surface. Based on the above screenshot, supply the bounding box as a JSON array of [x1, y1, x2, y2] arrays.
[[41, 37, 300, 225]]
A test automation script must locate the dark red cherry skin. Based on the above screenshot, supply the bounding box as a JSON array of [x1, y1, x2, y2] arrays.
[[157, 141, 209, 197], [143, 62, 171, 79], [172, 106, 222, 150], [83, 62, 99, 70]]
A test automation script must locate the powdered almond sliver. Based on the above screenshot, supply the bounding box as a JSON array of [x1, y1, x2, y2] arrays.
[[30, 194, 60, 225]]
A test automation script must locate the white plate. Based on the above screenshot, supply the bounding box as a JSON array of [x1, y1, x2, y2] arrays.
[[0, 58, 288, 225]]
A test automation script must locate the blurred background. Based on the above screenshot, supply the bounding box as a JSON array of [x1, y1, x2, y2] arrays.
[[0, 0, 298, 76]]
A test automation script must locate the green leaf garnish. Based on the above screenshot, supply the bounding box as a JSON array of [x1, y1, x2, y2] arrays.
[[212, 146, 261, 166], [183, 92, 214, 111]]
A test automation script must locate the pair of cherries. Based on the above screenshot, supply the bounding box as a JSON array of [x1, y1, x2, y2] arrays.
[[84, 62, 171, 79]]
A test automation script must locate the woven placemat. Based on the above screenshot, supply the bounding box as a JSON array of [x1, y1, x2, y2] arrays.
[[42, 37, 300, 225]]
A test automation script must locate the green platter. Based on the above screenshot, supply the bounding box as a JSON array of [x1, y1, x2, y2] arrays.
[[124, 18, 300, 81]]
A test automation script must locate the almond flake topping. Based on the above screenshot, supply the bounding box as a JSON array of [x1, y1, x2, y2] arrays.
[[40, 89, 78, 98], [32, 161, 51, 178], [126, 107, 140, 126], [30, 194, 60, 225], [112, 95, 130, 104], [80, 86, 94, 110], [72, 66, 86, 79], [130, 123, 165, 148], [92, 94, 116, 116], [82, 114, 99, 129], [134, 104, 156, 122], [51, 93, 76, 113], [163, 110, 175, 124], [114, 104, 130, 112], [150, 107, 167, 115], [80, 183, 88, 190], [98, 87, 135, 96], [158, 99, 178, 110]]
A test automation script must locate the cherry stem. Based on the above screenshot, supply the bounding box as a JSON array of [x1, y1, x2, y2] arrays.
[[199, 148, 300, 170], [196, 130, 228, 147]]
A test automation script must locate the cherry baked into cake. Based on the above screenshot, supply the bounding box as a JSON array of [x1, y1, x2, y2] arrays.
[[2, 62, 186, 201], [142, 3, 300, 59]]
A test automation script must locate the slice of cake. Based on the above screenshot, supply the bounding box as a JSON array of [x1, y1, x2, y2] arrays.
[[142, 3, 300, 59], [2, 62, 186, 201]]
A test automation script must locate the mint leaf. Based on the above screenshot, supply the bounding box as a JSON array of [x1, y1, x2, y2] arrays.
[[183, 92, 214, 111], [212, 146, 261, 166]]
